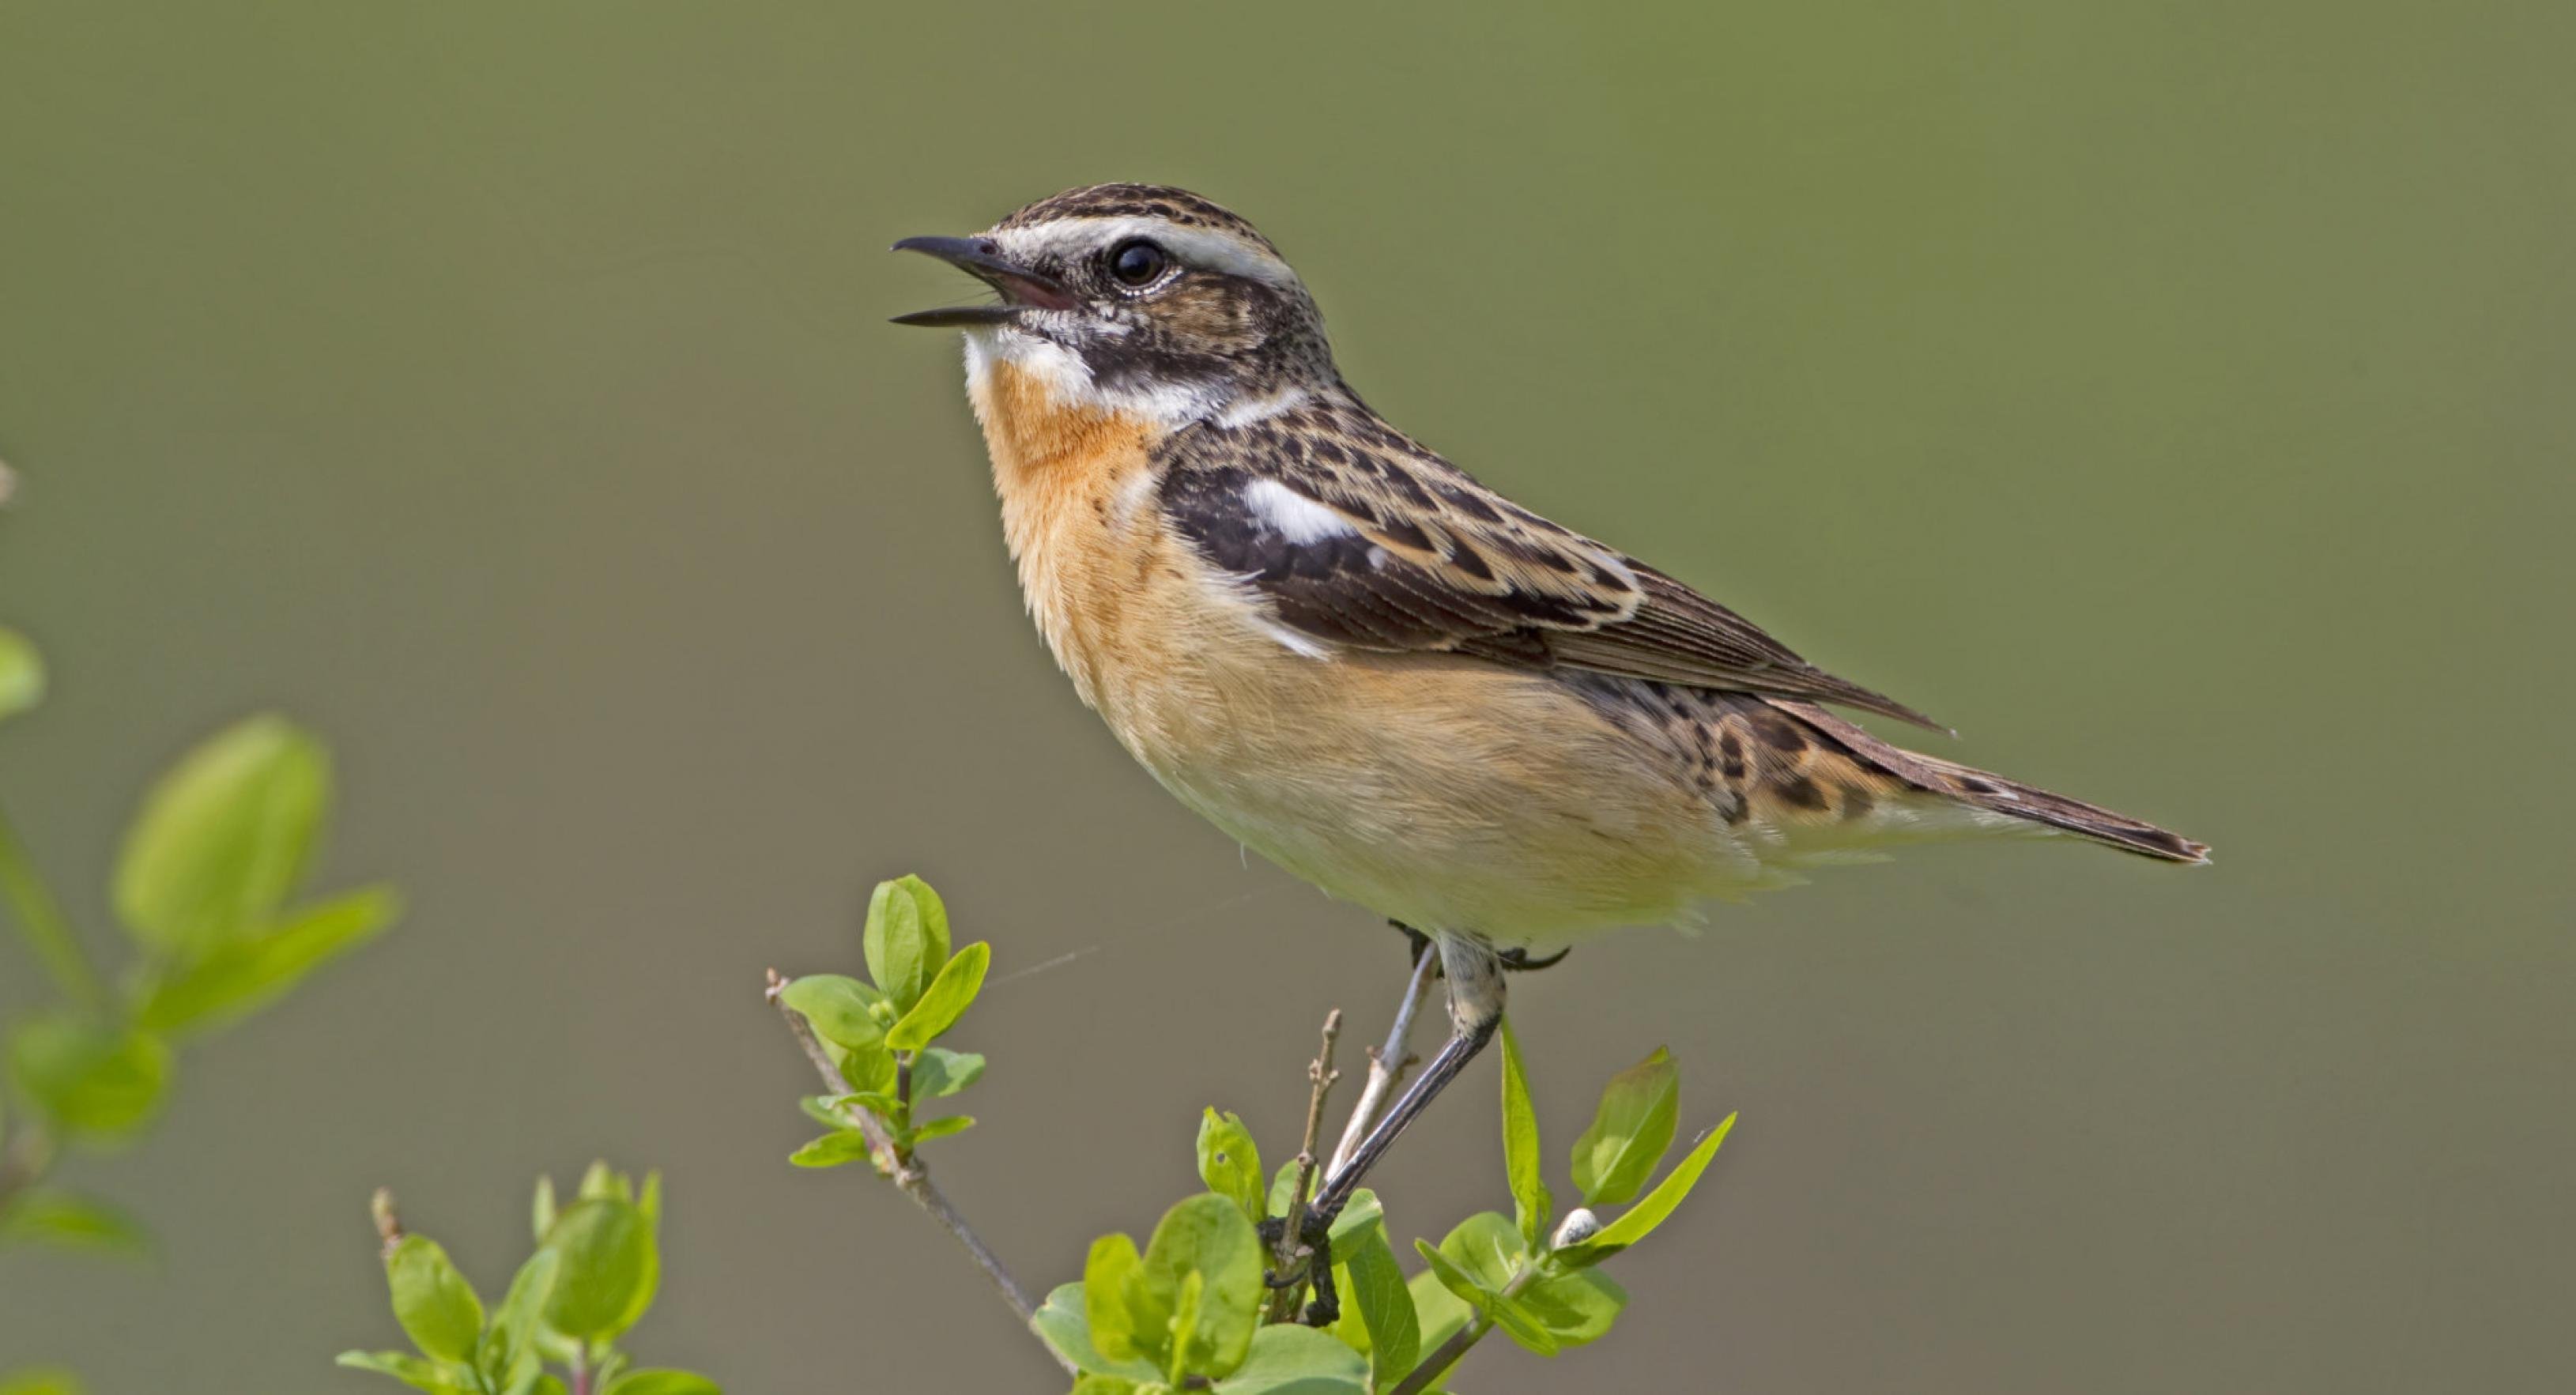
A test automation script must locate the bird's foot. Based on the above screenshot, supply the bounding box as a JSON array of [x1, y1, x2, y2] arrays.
[[1258, 1209, 1340, 1324], [1388, 922, 1568, 973]]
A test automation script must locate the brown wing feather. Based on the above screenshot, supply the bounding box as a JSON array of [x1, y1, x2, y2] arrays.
[[1768, 699, 2209, 862], [1156, 399, 1944, 730]]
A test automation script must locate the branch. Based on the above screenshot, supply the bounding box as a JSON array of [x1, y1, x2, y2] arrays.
[[1386, 1265, 1539, 1395], [1326, 951, 1437, 1178], [1388, 1319, 1482, 1395], [1267, 1009, 1342, 1323], [765, 970, 1072, 1374]]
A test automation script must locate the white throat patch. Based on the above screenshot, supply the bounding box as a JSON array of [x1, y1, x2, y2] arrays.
[[963, 326, 1233, 429]]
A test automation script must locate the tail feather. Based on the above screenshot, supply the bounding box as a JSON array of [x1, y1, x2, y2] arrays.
[[1770, 699, 2210, 865]]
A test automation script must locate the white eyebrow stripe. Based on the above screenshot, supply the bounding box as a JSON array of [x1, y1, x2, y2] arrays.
[[1244, 477, 1358, 544], [997, 217, 1299, 287]]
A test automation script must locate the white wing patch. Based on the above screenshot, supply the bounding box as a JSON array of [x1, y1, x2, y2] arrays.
[[1215, 386, 1310, 428], [1243, 477, 1358, 545]]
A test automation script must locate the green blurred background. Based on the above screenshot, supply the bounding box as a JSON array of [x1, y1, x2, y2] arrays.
[[2, 2, 2569, 1389]]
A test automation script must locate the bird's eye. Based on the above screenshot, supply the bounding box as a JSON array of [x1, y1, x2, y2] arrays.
[[1108, 239, 1170, 288]]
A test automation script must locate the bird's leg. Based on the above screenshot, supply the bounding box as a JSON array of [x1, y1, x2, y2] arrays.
[[1311, 935, 1504, 1222]]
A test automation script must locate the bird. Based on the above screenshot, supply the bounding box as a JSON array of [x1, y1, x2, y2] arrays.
[[892, 183, 2206, 1227]]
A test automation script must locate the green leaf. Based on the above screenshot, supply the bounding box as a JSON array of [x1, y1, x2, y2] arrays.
[[113, 714, 329, 955], [600, 1372, 722, 1395], [1420, 1209, 1574, 1355], [778, 975, 888, 1054], [1326, 1258, 1368, 1357], [906, 1114, 975, 1145], [1558, 1113, 1737, 1269], [0, 1187, 149, 1255], [886, 940, 989, 1051], [1067, 1378, 1142, 1395], [6, 1013, 171, 1140], [1434, 1212, 1522, 1295], [1195, 1109, 1265, 1224], [618, 1170, 664, 1337], [1133, 1193, 1263, 1381], [540, 1198, 651, 1340], [1496, 1019, 1550, 1250], [384, 1234, 486, 1362], [1212, 1322, 1369, 1393], [829, 1038, 899, 1096], [782, 975, 896, 1095], [531, 1174, 558, 1246], [130, 885, 397, 1035], [1326, 1190, 1382, 1253], [1033, 1282, 1162, 1382], [1337, 1230, 1418, 1389], [1412, 1241, 1495, 1321], [1508, 1267, 1627, 1351], [481, 1247, 559, 1374], [833, 1091, 901, 1119], [1165, 1270, 1205, 1385], [1084, 1232, 1145, 1361], [0, 627, 44, 721], [576, 1160, 628, 1204], [910, 1046, 985, 1099], [1570, 1046, 1678, 1208], [862, 875, 950, 1013], [334, 1351, 466, 1393], [1265, 1161, 1300, 1219], [1403, 1269, 1473, 1389], [788, 1129, 874, 1168]]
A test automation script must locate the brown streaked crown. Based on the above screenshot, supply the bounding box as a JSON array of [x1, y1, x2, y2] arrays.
[[995, 183, 1284, 258]]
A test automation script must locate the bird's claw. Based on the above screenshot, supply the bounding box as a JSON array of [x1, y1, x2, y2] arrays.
[[1497, 944, 1571, 972], [1390, 922, 1568, 973]]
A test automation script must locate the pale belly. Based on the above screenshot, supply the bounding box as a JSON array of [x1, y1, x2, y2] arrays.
[[1096, 642, 1762, 945]]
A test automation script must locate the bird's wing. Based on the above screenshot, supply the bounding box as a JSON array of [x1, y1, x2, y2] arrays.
[[1156, 413, 1944, 730]]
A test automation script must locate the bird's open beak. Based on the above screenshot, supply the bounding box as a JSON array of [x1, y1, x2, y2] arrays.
[[889, 236, 1078, 326]]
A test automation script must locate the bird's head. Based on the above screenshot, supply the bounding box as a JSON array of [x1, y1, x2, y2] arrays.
[[895, 184, 1334, 425]]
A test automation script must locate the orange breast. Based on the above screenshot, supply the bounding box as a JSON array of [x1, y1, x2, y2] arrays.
[[967, 358, 1173, 711]]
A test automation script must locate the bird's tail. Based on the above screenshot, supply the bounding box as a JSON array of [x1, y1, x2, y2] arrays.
[[1770, 699, 2210, 864]]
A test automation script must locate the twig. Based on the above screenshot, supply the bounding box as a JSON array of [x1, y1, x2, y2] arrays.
[[1388, 1319, 1482, 1395], [1266, 1009, 1342, 1322], [1386, 1265, 1540, 1395], [766, 970, 1071, 1374], [370, 1186, 405, 1257], [1327, 951, 1437, 1178]]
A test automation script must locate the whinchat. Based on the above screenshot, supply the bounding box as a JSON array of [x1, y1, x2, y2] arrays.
[[893, 183, 2205, 1219]]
